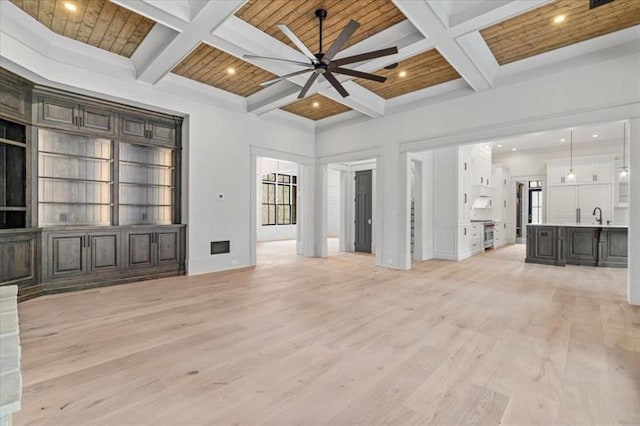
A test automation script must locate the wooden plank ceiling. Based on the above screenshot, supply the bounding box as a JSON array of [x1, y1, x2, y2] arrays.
[[172, 44, 277, 97], [280, 94, 352, 121], [356, 49, 460, 99], [236, 0, 407, 54], [481, 0, 640, 65], [9, 0, 155, 58]]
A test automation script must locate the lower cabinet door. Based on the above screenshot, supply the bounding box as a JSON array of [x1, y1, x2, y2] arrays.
[[565, 227, 598, 266], [48, 233, 85, 279], [0, 233, 38, 285], [156, 229, 180, 265], [528, 226, 558, 262], [88, 232, 120, 272], [124, 231, 154, 269]]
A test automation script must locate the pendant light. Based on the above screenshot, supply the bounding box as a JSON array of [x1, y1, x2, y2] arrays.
[[567, 129, 576, 181], [619, 122, 629, 179]]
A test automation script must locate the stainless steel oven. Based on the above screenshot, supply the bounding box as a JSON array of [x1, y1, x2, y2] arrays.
[[484, 222, 495, 248]]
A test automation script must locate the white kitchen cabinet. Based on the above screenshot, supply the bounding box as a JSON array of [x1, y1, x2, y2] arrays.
[[547, 155, 614, 186], [470, 223, 483, 254], [491, 165, 510, 223], [578, 184, 611, 224], [548, 184, 611, 224], [458, 146, 472, 224]]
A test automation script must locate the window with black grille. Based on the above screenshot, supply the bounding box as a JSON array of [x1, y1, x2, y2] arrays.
[[261, 173, 297, 226]]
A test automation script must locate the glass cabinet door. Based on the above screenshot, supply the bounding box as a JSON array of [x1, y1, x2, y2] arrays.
[[38, 129, 112, 226], [119, 142, 174, 225]]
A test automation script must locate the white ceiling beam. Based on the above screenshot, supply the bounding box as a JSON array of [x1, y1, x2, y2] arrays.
[[394, 0, 490, 91], [247, 82, 302, 115], [319, 81, 386, 117], [129, 0, 246, 84], [448, 0, 553, 37], [110, 0, 188, 31], [456, 31, 499, 85]]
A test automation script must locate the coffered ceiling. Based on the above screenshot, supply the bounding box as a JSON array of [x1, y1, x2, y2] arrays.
[[9, 0, 155, 58], [2, 0, 639, 127], [481, 0, 640, 65]]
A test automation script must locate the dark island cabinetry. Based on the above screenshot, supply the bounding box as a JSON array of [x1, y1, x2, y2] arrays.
[[526, 224, 627, 268]]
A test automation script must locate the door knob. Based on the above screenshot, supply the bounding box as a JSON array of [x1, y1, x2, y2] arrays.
[[368, 218, 372, 225]]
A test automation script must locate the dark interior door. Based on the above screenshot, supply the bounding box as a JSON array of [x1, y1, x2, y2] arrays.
[[355, 170, 372, 253]]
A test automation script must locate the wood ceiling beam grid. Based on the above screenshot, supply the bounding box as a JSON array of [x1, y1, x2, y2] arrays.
[[393, 0, 490, 91], [120, 0, 246, 84], [317, 81, 385, 118]]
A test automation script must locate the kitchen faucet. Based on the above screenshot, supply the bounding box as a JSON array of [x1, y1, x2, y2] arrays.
[[592, 207, 603, 225]]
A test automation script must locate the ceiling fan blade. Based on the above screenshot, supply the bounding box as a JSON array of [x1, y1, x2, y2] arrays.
[[298, 72, 320, 99], [243, 54, 313, 68], [324, 72, 350, 98], [324, 20, 360, 62], [331, 47, 398, 67], [260, 69, 313, 88], [277, 24, 318, 63], [331, 67, 387, 83]]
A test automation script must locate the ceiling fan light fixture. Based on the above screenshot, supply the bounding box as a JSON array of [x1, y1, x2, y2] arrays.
[[251, 9, 397, 100], [619, 122, 629, 180]]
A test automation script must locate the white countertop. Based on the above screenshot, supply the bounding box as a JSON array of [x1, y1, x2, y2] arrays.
[[529, 223, 628, 228]]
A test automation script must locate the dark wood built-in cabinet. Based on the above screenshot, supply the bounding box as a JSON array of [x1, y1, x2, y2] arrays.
[[0, 68, 186, 301]]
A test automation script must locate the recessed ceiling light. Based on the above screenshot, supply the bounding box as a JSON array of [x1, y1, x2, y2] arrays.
[[512, 148, 517, 151], [312, 101, 320, 108], [227, 67, 236, 75], [553, 15, 566, 24], [592, 134, 599, 138], [64, 2, 77, 11], [560, 138, 566, 142], [497, 144, 502, 148], [398, 71, 407, 78]]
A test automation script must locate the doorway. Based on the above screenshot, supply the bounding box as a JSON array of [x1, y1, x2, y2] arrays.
[[355, 170, 373, 253]]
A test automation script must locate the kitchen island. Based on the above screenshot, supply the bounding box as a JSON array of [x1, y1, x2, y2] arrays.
[[526, 223, 628, 267]]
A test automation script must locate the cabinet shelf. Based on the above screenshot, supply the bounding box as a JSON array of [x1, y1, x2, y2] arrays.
[[39, 202, 111, 206], [39, 176, 112, 184], [0, 137, 26, 148], [39, 150, 111, 162], [119, 160, 174, 169], [120, 182, 174, 189]]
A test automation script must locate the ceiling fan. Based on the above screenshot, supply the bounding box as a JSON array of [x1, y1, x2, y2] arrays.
[[244, 9, 398, 99]]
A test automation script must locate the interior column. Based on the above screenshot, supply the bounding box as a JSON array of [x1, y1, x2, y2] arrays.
[[628, 118, 639, 306]]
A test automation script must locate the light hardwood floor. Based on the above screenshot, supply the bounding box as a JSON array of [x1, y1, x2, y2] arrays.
[[14, 242, 640, 425]]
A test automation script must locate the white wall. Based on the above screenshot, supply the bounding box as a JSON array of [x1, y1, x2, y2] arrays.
[[327, 168, 340, 237], [256, 158, 298, 242]]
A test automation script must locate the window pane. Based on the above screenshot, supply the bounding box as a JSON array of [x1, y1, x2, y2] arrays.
[[292, 176, 297, 184], [261, 184, 269, 203], [268, 184, 275, 203], [277, 174, 284, 183], [268, 205, 276, 225], [292, 186, 297, 205], [261, 205, 269, 225], [292, 205, 297, 224], [277, 205, 285, 224], [284, 206, 291, 224], [282, 174, 290, 183], [277, 185, 284, 204], [283, 185, 290, 204]]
